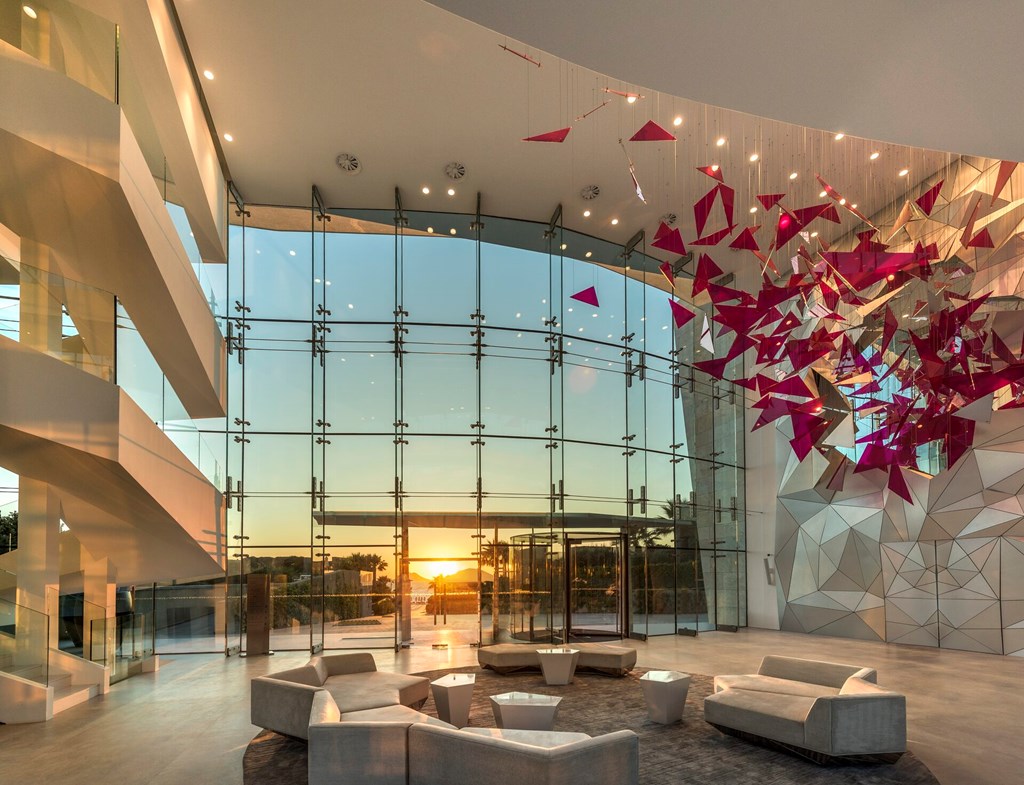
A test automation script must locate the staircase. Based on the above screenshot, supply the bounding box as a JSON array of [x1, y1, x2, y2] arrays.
[[1, 663, 100, 717]]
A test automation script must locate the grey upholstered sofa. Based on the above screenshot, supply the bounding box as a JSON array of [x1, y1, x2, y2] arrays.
[[704, 655, 906, 764], [478, 642, 637, 676], [408, 723, 640, 785], [250, 652, 430, 739]]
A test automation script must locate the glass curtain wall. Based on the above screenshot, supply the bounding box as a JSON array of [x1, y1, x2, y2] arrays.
[[178, 201, 745, 653]]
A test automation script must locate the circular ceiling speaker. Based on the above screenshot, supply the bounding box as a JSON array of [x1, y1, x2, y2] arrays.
[[444, 161, 466, 181], [336, 153, 361, 175], [660, 212, 678, 226], [580, 184, 600, 201]]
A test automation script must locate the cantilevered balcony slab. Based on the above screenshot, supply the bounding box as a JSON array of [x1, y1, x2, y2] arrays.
[[0, 337, 224, 582], [0, 43, 226, 418]]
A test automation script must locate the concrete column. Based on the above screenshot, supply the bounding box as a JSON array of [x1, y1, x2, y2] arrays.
[[15, 478, 61, 661], [82, 555, 115, 662]]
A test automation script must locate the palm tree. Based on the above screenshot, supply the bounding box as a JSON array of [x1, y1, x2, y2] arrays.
[[479, 540, 509, 641]]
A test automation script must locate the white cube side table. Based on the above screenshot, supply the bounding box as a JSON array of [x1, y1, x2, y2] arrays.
[[431, 672, 476, 727], [640, 670, 691, 724], [489, 691, 561, 730], [536, 647, 580, 685]]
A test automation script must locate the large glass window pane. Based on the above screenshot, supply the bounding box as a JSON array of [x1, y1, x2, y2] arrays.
[[242, 495, 312, 544], [245, 228, 312, 320], [242, 435, 311, 494], [325, 325, 394, 433], [404, 233, 475, 324], [563, 365, 625, 447], [403, 326, 475, 434], [325, 232, 394, 321]]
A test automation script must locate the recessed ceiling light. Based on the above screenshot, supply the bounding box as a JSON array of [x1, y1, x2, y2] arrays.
[[789, 172, 798, 180], [673, 116, 683, 127], [447, 188, 455, 196], [834, 132, 845, 141], [223, 133, 234, 142], [449, 228, 456, 235], [715, 137, 726, 147], [585, 251, 593, 258], [710, 164, 719, 172], [898, 168, 909, 177], [289, 250, 296, 256], [560, 243, 567, 250], [202, 69, 214, 80], [611, 218, 619, 225], [839, 198, 847, 205], [426, 227, 434, 233], [819, 190, 827, 198], [810, 231, 819, 238], [851, 204, 858, 209], [583, 209, 591, 217], [626, 95, 638, 104], [869, 151, 880, 160], [22, 5, 36, 19], [749, 206, 757, 213], [422, 186, 430, 194], [749, 153, 759, 162]]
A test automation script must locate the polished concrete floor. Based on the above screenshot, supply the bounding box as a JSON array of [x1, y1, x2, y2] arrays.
[[1, 628, 1021, 784]]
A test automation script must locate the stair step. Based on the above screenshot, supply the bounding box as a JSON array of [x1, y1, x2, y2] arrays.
[[48, 671, 71, 690], [52, 684, 97, 714]]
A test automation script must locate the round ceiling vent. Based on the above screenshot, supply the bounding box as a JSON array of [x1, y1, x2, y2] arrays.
[[580, 184, 600, 201], [660, 212, 678, 226], [445, 162, 467, 181], [336, 153, 361, 175]]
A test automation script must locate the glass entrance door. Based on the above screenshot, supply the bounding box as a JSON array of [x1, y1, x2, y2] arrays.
[[400, 556, 481, 648], [566, 534, 623, 640]]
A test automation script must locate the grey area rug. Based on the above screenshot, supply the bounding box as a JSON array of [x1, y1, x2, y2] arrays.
[[243, 667, 938, 785]]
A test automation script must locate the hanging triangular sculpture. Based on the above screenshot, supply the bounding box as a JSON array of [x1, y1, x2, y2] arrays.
[[629, 120, 677, 142], [570, 286, 600, 307], [523, 127, 571, 143]]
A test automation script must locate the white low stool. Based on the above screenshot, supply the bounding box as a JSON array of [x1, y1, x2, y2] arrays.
[[431, 672, 475, 727], [536, 647, 580, 685], [640, 670, 691, 724], [490, 691, 562, 730]]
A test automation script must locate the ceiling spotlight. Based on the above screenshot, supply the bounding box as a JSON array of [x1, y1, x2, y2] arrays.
[[749, 153, 759, 162], [626, 95, 638, 104], [810, 231, 819, 238], [447, 188, 455, 196], [426, 227, 434, 233], [851, 203, 858, 209], [749, 206, 757, 213], [870, 151, 880, 160], [585, 251, 593, 258], [449, 228, 457, 235], [611, 218, 619, 225], [834, 132, 845, 141], [839, 198, 847, 205], [898, 168, 909, 177], [583, 209, 591, 218], [715, 137, 726, 147], [819, 190, 827, 198], [223, 133, 234, 142], [887, 273, 896, 281], [421, 186, 430, 194], [673, 116, 683, 127], [202, 69, 214, 80], [789, 171, 798, 180], [22, 5, 37, 19], [710, 164, 719, 172], [560, 243, 567, 250]]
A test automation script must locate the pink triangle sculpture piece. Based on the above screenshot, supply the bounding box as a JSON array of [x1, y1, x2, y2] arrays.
[[523, 127, 571, 143], [669, 299, 696, 329], [629, 120, 676, 142], [570, 286, 600, 307]]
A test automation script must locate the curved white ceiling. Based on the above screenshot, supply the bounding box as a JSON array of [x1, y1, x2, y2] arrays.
[[430, 0, 1024, 163], [175, 0, 987, 263]]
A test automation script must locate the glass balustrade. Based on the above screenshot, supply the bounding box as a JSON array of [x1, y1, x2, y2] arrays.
[[0, 596, 49, 685]]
